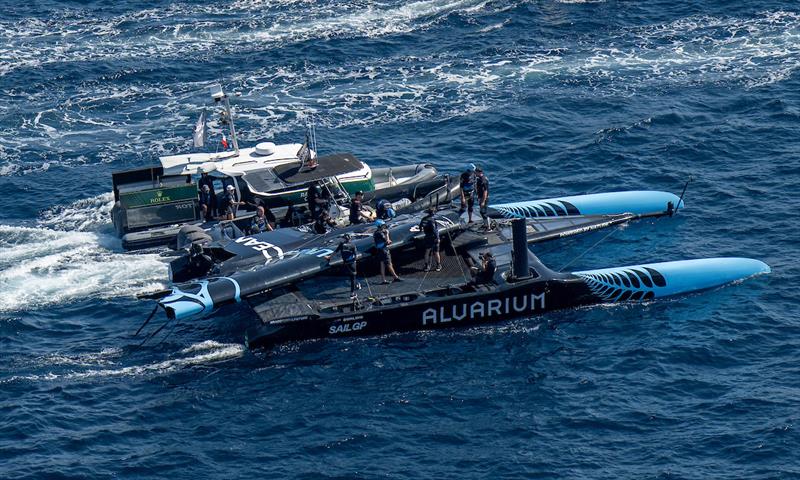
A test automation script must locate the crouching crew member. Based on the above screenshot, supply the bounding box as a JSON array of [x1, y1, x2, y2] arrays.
[[375, 199, 396, 220], [326, 233, 360, 298], [373, 219, 401, 284], [459, 163, 476, 223], [419, 207, 442, 272], [313, 210, 336, 234], [470, 251, 496, 286], [349, 190, 371, 225]]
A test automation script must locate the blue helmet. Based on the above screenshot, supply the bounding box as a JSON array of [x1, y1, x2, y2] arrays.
[[386, 208, 396, 218], [466, 163, 476, 172], [374, 219, 385, 227]]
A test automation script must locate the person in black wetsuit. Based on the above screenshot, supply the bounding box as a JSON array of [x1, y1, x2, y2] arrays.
[[459, 163, 476, 223], [198, 171, 217, 215], [373, 219, 401, 284], [349, 190, 371, 225], [475, 166, 491, 231], [419, 207, 441, 272], [470, 251, 496, 286], [199, 184, 215, 221], [313, 210, 336, 234], [325, 233, 360, 298], [307, 182, 327, 220]]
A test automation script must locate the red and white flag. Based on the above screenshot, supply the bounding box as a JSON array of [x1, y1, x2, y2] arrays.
[[221, 133, 229, 150]]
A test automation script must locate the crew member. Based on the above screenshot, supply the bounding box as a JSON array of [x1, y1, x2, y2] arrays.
[[198, 170, 217, 215], [307, 182, 328, 220], [349, 190, 371, 225], [475, 166, 490, 231], [199, 184, 215, 222], [470, 251, 496, 286], [220, 184, 244, 220], [325, 233, 360, 298], [373, 219, 401, 284], [375, 199, 396, 220], [459, 163, 476, 223], [313, 210, 336, 234], [419, 207, 441, 272], [249, 206, 274, 234]]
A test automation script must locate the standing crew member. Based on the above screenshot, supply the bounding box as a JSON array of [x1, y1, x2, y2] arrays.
[[373, 219, 401, 284], [459, 163, 476, 223], [349, 190, 371, 225], [325, 233, 360, 298], [419, 207, 442, 272], [475, 166, 490, 231], [221, 184, 244, 220], [307, 182, 327, 220], [198, 171, 217, 215], [199, 184, 215, 222]]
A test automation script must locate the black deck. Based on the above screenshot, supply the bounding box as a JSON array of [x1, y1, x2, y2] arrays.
[[273, 153, 364, 185]]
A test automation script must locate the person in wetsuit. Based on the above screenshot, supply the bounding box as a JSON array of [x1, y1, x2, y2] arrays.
[[349, 190, 371, 225], [470, 251, 496, 286], [475, 166, 491, 231], [373, 219, 401, 284], [307, 182, 329, 220], [313, 210, 336, 234], [459, 163, 476, 223], [198, 171, 217, 216], [375, 199, 396, 220], [199, 184, 215, 221], [419, 207, 441, 272], [325, 233, 360, 298]]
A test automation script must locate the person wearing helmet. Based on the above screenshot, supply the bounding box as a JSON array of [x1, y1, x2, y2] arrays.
[[459, 163, 476, 223], [326, 233, 360, 298], [349, 190, 371, 225], [307, 181, 328, 220], [373, 220, 401, 284], [375, 198, 395, 220], [419, 207, 441, 272]]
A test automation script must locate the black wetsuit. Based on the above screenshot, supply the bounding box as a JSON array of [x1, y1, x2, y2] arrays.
[[249, 215, 270, 234], [313, 216, 335, 234], [419, 213, 439, 249], [333, 240, 358, 294], [474, 257, 496, 284], [349, 198, 365, 225], [460, 171, 475, 214], [476, 174, 489, 215], [220, 191, 239, 218], [199, 190, 215, 221], [199, 175, 217, 213]]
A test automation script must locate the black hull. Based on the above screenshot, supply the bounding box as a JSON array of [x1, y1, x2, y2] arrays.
[[244, 275, 596, 350]]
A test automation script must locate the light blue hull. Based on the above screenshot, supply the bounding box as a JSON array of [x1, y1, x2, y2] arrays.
[[573, 257, 770, 302], [491, 190, 684, 218]]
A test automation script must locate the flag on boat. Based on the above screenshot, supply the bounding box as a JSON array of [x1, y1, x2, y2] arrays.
[[193, 110, 206, 148], [297, 134, 312, 166], [221, 133, 229, 150]]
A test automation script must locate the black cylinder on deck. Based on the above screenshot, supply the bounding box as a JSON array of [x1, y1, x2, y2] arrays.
[[511, 218, 530, 280]]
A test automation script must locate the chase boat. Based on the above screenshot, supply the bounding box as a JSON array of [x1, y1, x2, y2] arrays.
[[140, 190, 770, 350], [110, 85, 451, 250]]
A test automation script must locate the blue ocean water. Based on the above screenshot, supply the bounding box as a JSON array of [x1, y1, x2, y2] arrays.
[[0, 0, 798, 477]]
